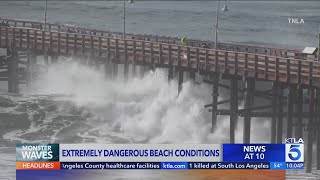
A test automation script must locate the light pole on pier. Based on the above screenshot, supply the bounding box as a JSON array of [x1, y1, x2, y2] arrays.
[[43, 0, 49, 65], [123, 0, 134, 39], [214, 0, 229, 49], [44, 0, 47, 31]]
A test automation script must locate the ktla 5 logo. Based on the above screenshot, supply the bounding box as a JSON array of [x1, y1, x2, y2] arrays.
[[285, 144, 304, 162]]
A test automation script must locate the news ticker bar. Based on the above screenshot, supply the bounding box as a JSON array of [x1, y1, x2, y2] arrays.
[[16, 162, 304, 170]]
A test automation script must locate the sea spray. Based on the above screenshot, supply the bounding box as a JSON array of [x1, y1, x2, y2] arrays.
[[21, 60, 271, 144]]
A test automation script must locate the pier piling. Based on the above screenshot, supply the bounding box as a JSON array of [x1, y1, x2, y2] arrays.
[[316, 89, 320, 170], [211, 73, 219, 133], [132, 64, 137, 78], [178, 70, 183, 94], [306, 88, 315, 173], [286, 85, 295, 138], [7, 45, 19, 93], [104, 58, 112, 79], [229, 78, 238, 143], [112, 63, 118, 79], [140, 66, 145, 79], [295, 87, 304, 139], [318, 127, 320, 170], [271, 82, 278, 143], [26, 50, 34, 87], [276, 85, 284, 143], [189, 71, 196, 82], [243, 78, 255, 143], [44, 51, 48, 65], [51, 54, 58, 64], [168, 45, 173, 81], [124, 40, 129, 80]]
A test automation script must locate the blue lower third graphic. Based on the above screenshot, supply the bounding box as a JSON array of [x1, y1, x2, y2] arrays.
[[161, 162, 189, 170]]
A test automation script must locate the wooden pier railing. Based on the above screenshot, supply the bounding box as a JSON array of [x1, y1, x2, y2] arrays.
[[0, 18, 311, 59], [1, 26, 319, 87]]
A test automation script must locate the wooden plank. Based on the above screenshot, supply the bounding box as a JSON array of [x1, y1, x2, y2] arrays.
[[275, 58, 279, 82], [113, 39, 118, 63], [244, 53, 248, 77], [132, 40, 136, 64], [33, 30, 37, 49], [264, 56, 268, 79], [309, 61, 313, 86], [150, 42, 154, 67], [0, 27, 2, 46], [82, 35, 85, 54], [195, 48, 199, 69], [124, 39, 128, 79], [234, 52, 238, 75], [177, 46, 181, 67], [168, 44, 174, 81], [19, 29, 22, 48], [57, 33, 61, 53], [26, 29, 30, 49], [66, 33, 69, 54], [215, 50, 218, 72], [298, 60, 302, 85], [49, 31, 53, 50], [187, 47, 191, 68], [5, 27, 8, 46], [224, 52, 228, 73], [205, 49, 209, 70], [142, 41, 145, 64], [74, 34, 77, 53], [42, 30, 45, 51], [158, 43, 163, 64], [167, 44, 172, 66], [11, 28, 15, 46], [90, 36, 93, 55], [98, 37, 102, 56], [254, 55, 258, 78]]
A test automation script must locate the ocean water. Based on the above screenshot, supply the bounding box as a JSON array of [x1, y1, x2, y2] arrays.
[[0, 1, 320, 180]]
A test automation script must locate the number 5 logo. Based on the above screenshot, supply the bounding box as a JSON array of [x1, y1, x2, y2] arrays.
[[286, 144, 304, 162], [288, 145, 301, 160]]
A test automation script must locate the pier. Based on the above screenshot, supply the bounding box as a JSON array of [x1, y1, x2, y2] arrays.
[[0, 18, 319, 173]]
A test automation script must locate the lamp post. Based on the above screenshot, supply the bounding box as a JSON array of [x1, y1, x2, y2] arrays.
[[123, 0, 134, 39], [43, 0, 48, 65], [214, 0, 229, 49], [44, 0, 47, 31]]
